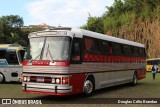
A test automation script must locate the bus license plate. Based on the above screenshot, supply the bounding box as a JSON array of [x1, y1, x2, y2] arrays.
[[37, 77, 44, 82]]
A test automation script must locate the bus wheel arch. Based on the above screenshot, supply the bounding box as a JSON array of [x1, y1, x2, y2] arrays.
[[0, 72, 5, 83], [83, 75, 95, 96]]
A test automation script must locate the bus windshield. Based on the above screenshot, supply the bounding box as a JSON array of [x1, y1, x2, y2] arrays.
[[25, 37, 71, 61]]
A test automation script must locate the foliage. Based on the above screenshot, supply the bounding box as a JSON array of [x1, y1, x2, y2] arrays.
[[0, 15, 48, 47], [1, 15, 23, 28], [81, 0, 160, 57], [81, 16, 104, 33], [0, 15, 28, 46], [0, 19, 4, 35]]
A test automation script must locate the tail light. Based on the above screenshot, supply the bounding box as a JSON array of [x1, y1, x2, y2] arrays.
[[62, 77, 69, 85]]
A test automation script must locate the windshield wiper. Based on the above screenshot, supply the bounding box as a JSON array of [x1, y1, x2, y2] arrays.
[[29, 52, 41, 63], [46, 44, 54, 63], [29, 43, 44, 63]]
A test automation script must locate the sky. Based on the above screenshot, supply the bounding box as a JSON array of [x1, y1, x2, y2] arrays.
[[0, 0, 114, 27]]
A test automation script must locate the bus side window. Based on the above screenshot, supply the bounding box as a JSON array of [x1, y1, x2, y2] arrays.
[[112, 43, 122, 56], [139, 48, 146, 57], [122, 45, 131, 56], [100, 41, 110, 55], [84, 37, 93, 54], [71, 38, 82, 64], [132, 47, 139, 57], [93, 39, 101, 54]]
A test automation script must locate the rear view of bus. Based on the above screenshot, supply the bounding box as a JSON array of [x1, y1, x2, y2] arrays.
[[22, 27, 146, 96], [0, 44, 25, 83]]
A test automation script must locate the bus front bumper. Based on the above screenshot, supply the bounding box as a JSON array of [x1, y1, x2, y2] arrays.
[[22, 82, 72, 95]]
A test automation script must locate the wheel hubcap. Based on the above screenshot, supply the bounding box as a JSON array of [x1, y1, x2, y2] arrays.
[[134, 75, 137, 84], [84, 80, 93, 94], [0, 74, 4, 83]]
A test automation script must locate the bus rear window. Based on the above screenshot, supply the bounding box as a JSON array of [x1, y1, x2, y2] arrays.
[[6, 50, 19, 65]]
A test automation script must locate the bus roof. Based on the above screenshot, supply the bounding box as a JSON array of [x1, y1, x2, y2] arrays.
[[147, 58, 160, 61], [29, 27, 145, 48], [72, 28, 145, 48], [0, 44, 25, 50]]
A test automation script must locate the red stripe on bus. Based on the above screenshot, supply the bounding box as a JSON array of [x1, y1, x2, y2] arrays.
[[54, 61, 70, 66], [32, 60, 50, 66], [22, 60, 28, 66], [83, 54, 146, 63], [22, 60, 70, 66]]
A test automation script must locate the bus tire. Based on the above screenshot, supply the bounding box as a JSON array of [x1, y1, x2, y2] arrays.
[[132, 72, 137, 86], [83, 77, 95, 96], [0, 73, 5, 83]]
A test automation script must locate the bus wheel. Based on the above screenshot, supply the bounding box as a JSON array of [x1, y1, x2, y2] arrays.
[[0, 73, 5, 83], [132, 72, 137, 86], [83, 78, 95, 96]]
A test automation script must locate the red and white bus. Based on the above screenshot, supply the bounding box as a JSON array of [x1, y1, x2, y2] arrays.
[[22, 27, 146, 96]]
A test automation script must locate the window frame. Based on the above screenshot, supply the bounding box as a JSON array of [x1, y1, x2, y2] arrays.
[[70, 37, 82, 64], [17, 50, 25, 64]]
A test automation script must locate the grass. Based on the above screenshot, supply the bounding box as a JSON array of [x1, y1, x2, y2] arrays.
[[0, 72, 160, 105]]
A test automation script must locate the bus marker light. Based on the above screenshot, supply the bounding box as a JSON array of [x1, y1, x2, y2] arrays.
[[56, 78, 61, 84], [27, 77, 30, 82], [62, 77, 69, 84], [24, 77, 27, 82], [52, 78, 56, 84]]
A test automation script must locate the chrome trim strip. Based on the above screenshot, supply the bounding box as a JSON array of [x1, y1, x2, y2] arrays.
[[22, 83, 72, 93]]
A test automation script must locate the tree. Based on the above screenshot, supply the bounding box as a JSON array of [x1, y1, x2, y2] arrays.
[[1, 15, 24, 37], [0, 19, 3, 35], [0, 15, 27, 46], [0, 19, 6, 43], [81, 16, 104, 34], [1, 15, 23, 28], [81, 0, 160, 57]]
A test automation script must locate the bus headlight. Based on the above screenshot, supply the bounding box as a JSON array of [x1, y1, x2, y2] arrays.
[[27, 77, 30, 82], [23, 76, 30, 82], [23, 77, 27, 82], [52, 78, 55, 84], [56, 78, 61, 84]]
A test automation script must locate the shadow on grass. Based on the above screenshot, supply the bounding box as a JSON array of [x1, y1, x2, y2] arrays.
[[1, 82, 21, 85], [31, 83, 145, 104]]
